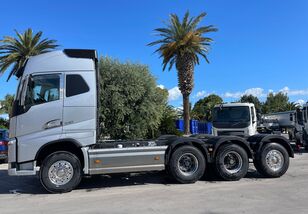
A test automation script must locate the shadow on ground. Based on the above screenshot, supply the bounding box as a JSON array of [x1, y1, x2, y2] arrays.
[[0, 166, 268, 195], [294, 149, 308, 154]]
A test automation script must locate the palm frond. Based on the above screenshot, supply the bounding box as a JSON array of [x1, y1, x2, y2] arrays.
[[189, 12, 207, 30], [0, 28, 59, 80], [148, 11, 217, 71]]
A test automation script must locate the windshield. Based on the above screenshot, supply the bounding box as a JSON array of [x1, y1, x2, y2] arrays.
[[213, 106, 250, 123]]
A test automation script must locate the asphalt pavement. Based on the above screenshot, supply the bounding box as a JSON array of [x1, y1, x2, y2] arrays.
[[0, 151, 307, 214]]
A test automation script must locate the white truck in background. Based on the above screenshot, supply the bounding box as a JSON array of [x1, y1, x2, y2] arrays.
[[212, 102, 308, 150], [212, 103, 258, 137], [7, 49, 293, 193], [260, 110, 304, 147]]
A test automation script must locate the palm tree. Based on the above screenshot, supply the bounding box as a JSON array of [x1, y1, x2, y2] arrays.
[[286, 102, 299, 111], [0, 94, 14, 117], [0, 28, 58, 81], [148, 11, 218, 134]]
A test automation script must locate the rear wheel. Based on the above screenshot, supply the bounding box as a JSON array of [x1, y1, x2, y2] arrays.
[[254, 143, 289, 178], [40, 151, 82, 193], [215, 144, 249, 181], [169, 145, 206, 184]]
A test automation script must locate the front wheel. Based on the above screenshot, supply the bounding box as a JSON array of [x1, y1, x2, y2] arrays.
[[169, 145, 206, 184], [215, 144, 249, 181], [254, 143, 289, 178], [40, 151, 82, 193]]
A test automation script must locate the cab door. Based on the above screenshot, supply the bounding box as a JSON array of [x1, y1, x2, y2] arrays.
[[250, 107, 257, 135], [15, 73, 64, 162]]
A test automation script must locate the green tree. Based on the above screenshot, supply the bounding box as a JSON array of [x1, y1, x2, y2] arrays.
[[99, 57, 167, 139], [191, 94, 223, 121], [153, 105, 182, 138], [0, 28, 58, 80], [262, 92, 290, 113], [239, 94, 262, 113], [148, 11, 218, 134], [0, 118, 9, 129], [0, 94, 14, 116], [286, 102, 300, 111]]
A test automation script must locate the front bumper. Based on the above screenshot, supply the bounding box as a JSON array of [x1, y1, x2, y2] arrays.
[[8, 138, 16, 163], [8, 138, 38, 176], [8, 161, 38, 176]]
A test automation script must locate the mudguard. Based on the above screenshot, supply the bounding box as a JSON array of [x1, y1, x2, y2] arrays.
[[165, 137, 211, 163], [205, 136, 253, 160], [247, 134, 294, 158]]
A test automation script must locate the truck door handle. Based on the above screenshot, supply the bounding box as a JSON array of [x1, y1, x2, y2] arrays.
[[44, 119, 62, 129]]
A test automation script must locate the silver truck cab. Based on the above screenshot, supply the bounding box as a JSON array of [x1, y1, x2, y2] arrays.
[[8, 49, 98, 174]]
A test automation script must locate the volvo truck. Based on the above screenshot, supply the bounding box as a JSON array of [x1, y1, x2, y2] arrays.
[[7, 49, 294, 193]]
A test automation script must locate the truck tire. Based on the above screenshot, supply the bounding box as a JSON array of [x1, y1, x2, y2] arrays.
[[253, 143, 289, 178], [40, 151, 82, 193], [215, 144, 249, 181], [169, 145, 206, 184]]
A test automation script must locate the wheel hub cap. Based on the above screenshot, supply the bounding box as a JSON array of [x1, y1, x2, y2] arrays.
[[178, 153, 199, 176], [265, 150, 284, 172], [223, 151, 243, 174], [48, 160, 74, 186]]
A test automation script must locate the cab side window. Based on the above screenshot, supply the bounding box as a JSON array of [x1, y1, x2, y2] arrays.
[[66, 74, 89, 97], [25, 74, 60, 108]]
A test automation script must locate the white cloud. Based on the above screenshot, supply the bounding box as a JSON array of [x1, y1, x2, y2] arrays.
[[279, 86, 308, 96], [0, 114, 9, 120], [195, 90, 209, 99], [222, 86, 308, 99], [244, 88, 264, 97], [222, 87, 265, 99], [168, 87, 182, 101], [157, 84, 165, 89], [296, 99, 306, 106], [279, 86, 290, 94], [223, 91, 243, 99]]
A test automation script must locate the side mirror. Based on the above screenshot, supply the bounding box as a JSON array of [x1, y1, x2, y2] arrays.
[[257, 113, 262, 121]]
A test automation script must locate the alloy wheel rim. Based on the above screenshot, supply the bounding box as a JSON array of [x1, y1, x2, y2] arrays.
[[223, 151, 243, 174], [265, 149, 284, 172], [177, 153, 199, 176], [48, 160, 74, 186]]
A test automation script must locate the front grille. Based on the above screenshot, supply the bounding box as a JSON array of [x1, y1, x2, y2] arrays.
[[217, 131, 245, 137]]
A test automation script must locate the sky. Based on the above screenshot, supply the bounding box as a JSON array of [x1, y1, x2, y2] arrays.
[[0, 0, 308, 107]]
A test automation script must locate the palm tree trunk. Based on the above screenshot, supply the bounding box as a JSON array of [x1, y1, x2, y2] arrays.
[[183, 93, 190, 135]]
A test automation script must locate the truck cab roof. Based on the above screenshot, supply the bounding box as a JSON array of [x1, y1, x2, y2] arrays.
[[214, 103, 255, 108], [21, 49, 97, 77]]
